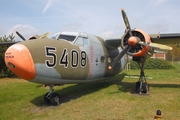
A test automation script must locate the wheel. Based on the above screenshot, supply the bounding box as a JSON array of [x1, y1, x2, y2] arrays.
[[142, 83, 148, 93], [44, 92, 51, 104], [50, 93, 60, 106], [135, 82, 140, 93]]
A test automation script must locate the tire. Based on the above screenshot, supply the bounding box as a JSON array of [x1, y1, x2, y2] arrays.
[[142, 83, 148, 93], [50, 93, 60, 106], [135, 82, 140, 93], [44, 92, 51, 104]]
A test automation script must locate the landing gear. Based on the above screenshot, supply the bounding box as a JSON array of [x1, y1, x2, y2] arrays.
[[134, 57, 149, 94], [135, 81, 148, 94], [44, 85, 60, 106]]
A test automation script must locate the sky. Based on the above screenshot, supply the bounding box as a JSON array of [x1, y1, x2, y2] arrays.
[[0, 0, 180, 40]]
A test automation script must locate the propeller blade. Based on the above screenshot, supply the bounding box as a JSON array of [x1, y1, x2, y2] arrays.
[[108, 45, 130, 69], [39, 32, 50, 39], [108, 8, 133, 69], [121, 8, 132, 36], [138, 41, 173, 50], [15, 31, 26, 41]]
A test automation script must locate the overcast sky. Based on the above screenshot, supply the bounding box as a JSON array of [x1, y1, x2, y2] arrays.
[[0, 0, 180, 40]]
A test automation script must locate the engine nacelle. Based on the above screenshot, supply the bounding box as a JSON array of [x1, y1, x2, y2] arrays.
[[121, 29, 153, 57], [28, 35, 40, 40]]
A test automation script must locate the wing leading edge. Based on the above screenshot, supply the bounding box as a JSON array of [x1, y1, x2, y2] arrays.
[[150, 33, 180, 44]]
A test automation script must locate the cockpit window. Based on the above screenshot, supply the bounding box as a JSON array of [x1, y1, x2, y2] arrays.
[[58, 34, 76, 42], [52, 34, 59, 40], [51, 31, 88, 44], [74, 37, 89, 46], [83, 38, 88, 46]]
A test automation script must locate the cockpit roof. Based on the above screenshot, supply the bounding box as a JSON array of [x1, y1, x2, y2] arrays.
[[52, 31, 88, 42]]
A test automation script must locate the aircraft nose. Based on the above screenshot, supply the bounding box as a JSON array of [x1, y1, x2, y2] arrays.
[[4, 44, 36, 80]]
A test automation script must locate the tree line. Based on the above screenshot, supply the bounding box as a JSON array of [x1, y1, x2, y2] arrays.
[[0, 34, 16, 77], [166, 44, 180, 61]]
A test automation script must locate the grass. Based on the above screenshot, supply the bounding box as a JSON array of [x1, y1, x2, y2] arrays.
[[0, 67, 180, 120]]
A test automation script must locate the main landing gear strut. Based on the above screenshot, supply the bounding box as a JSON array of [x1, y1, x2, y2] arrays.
[[44, 85, 60, 106], [134, 57, 149, 94]]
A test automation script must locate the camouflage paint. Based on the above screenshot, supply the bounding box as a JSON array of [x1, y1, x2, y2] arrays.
[[5, 35, 127, 84]]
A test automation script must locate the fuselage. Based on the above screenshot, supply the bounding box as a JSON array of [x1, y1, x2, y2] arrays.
[[4, 31, 127, 84]]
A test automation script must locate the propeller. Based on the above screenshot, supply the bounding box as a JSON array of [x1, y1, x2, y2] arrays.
[[108, 8, 172, 69], [108, 8, 133, 69], [121, 8, 132, 36], [39, 32, 50, 39], [15, 31, 26, 41], [15, 31, 50, 40], [108, 45, 130, 69], [138, 41, 173, 50]]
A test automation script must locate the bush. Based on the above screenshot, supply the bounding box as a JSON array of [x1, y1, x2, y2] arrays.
[[0, 34, 16, 77], [129, 58, 173, 69]]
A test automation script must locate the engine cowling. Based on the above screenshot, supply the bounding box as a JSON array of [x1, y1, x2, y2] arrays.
[[28, 35, 40, 40], [121, 29, 153, 57]]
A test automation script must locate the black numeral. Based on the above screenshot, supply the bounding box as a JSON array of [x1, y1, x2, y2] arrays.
[[71, 50, 78, 67], [45, 47, 86, 68], [60, 49, 68, 68], [81, 51, 86, 67], [45, 47, 57, 68]]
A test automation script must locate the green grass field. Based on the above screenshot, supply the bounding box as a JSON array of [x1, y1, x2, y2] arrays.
[[0, 67, 180, 120]]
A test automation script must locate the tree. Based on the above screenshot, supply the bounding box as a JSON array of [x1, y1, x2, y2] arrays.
[[0, 34, 15, 77], [166, 44, 180, 61]]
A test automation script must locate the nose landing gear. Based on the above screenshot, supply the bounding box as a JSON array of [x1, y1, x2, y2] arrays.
[[44, 85, 60, 106]]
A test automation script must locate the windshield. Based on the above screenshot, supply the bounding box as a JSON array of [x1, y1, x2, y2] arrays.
[[58, 34, 76, 42], [52, 34, 59, 39], [51, 31, 86, 42]]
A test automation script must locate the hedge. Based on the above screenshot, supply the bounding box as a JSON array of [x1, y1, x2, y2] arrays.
[[129, 58, 173, 69]]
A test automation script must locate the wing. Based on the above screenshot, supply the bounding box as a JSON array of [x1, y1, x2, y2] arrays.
[[0, 31, 50, 46], [103, 36, 121, 50], [0, 41, 20, 45], [150, 33, 180, 44], [103, 33, 180, 50]]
